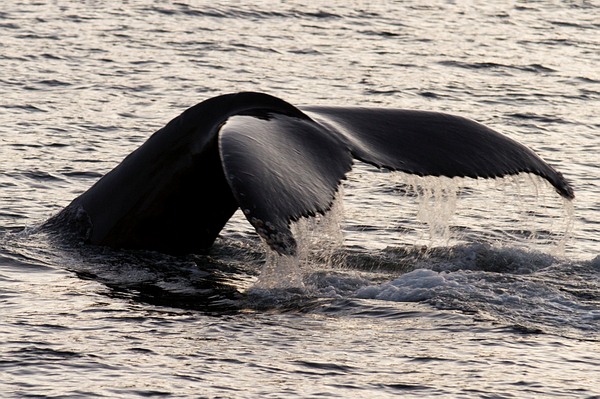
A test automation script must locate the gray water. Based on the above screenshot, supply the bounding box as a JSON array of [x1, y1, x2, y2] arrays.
[[1, 1, 599, 398]]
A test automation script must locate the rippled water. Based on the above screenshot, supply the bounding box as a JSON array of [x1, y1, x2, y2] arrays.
[[1, 1, 599, 398]]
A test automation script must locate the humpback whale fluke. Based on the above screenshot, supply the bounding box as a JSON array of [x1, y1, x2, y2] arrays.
[[46, 92, 574, 256]]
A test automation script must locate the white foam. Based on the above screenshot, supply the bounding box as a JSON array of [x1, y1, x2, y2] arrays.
[[355, 269, 458, 302]]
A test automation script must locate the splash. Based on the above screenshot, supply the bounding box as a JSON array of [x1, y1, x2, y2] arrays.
[[482, 173, 576, 256], [291, 187, 346, 269], [553, 196, 575, 257], [390, 171, 575, 256], [253, 251, 305, 290], [251, 169, 576, 291], [253, 189, 346, 290], [401, 174, 459, 247]]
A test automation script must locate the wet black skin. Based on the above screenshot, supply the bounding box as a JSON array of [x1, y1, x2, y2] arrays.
[[45, 92, 574, 256]]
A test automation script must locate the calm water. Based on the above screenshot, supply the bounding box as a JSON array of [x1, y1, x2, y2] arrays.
[[1, 1, 599, 398]]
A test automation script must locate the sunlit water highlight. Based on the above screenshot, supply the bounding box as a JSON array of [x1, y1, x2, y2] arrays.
[[0, 1, 599, 398]]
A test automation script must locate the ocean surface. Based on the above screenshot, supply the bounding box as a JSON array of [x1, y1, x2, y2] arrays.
[[1, 1, 599, 398]]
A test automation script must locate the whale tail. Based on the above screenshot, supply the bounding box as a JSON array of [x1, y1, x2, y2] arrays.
[[46, 92, 574, 255]]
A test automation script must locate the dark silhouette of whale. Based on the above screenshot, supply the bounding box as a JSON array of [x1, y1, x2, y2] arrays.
[[46, 92, 574, 256]]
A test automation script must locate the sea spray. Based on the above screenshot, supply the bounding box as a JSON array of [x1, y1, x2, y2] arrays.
[[391, 171, 575, 255], [554, 197, 575, 257], [291, 187, 346, 269], [402, 174, 460, 247], [253, 190, 346, 290], [483, 173, 575, 256], [253, 251, 305, 290], [252, 169, 576, 291]]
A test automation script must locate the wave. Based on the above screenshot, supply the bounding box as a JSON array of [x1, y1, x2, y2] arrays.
[[145, 4, 341, 21], [438, 60, 557, 74], [6, 222, 596, 340]]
